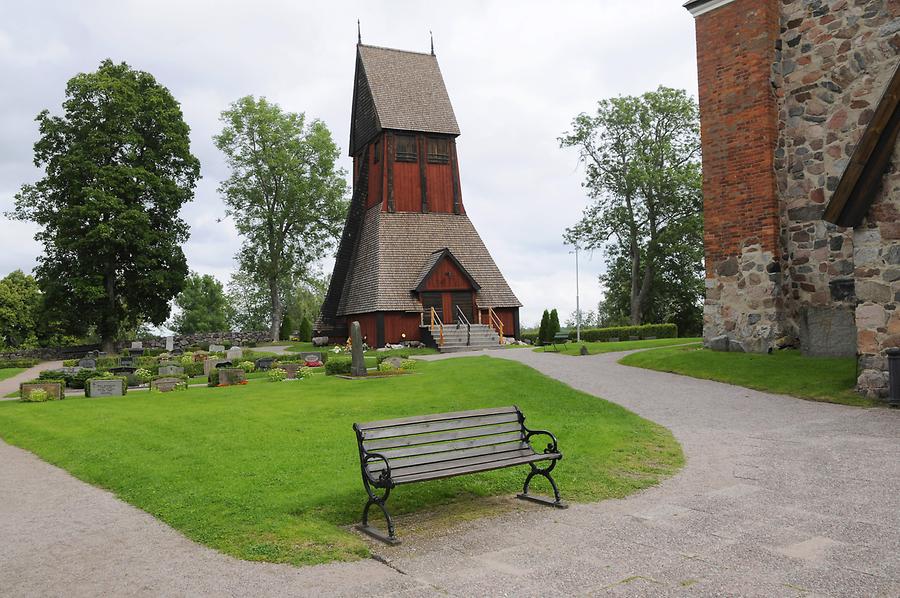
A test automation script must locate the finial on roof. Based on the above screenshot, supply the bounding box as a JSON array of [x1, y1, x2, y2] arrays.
[[430, 30, 434, 55], [357, 19, 362, 44]]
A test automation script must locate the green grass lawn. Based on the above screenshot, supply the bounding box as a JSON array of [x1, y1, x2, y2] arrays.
[[0, 357, 682, 566], [619, 345, 878, 407], [0, 367, 25, 381], [535, 337, 702, 356]]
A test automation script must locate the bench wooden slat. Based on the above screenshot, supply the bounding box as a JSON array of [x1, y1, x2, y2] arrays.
[[356, 406, 518, 430], [367, 440, 531, 474], [359, 412, 520, 440], [363, 422, 523, 451], [379, 447, 537, 480], [393, 452, 561, 485], [376, 431, 525, 460]]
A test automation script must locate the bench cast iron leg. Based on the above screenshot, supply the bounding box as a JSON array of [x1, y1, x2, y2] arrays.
[[356, 482, 401, 545], [517, 460, 568, 509]]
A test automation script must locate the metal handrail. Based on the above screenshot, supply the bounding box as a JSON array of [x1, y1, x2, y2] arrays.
[[429, 307, 444, 346], [455, 305, 471, 345], [487, 307, 504, 344]]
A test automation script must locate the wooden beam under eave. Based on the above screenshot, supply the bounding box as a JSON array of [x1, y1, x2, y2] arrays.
[[824, 62, 900, 226]]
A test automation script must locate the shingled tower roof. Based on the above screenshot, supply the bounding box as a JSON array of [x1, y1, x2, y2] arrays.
[[349, 44, 460, 155]]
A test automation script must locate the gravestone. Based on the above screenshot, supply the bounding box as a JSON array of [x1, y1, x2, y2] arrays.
[[255, 357, 275, 371], [226, 347, 243, 361], [216, 361, 233, 368], [281, 363, 301, 379], [193, 352, 207, 362], [131, 341, 143, 350], [120, 356, 135, 367], [579, 345, 589, 356], [800, 306, 857, 357], [350, 321, 367, 377], [300, 352, 323, 366], [209, 344, 226, 353], [382, 356, 404, 369], [78, 357, 97, 369], [158, 365, 184, 376], [312, 336, 329, 347], [216, 368, 246, 386], [127, 347, 144, 356], [21, 382, 64, 400], [108, 366, 136, 375], [89, 378, 124, 397], [151, 377, 185, 392], [165, 335, 174, 351], [171, 348, 184, 356], [203, 358, 228, 376]]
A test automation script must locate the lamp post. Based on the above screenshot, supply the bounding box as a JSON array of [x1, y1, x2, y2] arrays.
[[573, 245, 581, 343]]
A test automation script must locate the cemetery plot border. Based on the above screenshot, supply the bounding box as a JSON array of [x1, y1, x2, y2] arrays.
[[20, 380, 65, 400]]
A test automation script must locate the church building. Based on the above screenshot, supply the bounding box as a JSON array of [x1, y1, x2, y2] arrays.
[[315, 41, 521, 347], [685, 0, 900, 397]]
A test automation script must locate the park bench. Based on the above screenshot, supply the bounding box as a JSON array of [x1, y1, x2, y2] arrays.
[[544, 331, 570, 352], [352, 405, 565, 544]]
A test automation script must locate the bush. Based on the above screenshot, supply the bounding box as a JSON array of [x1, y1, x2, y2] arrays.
[[280, 315, 292, 341], [0, 358, 40, 369], [324, 356, 352, 376], [134, 368, 153, 383], [571, 323, 678, 342], [520, 331, 539, 344], [400, 359, 417, 370], [208, 369, 220, 386], [239, 360, 255, 373], [268, 367, 287, 382], [539, 310, 550, 344], [297, 366, 313, 380], [62, 359, 77, 367], [549, 309, 560, 339], [21, 388, 49, 402], [298, 317, 312, 342]]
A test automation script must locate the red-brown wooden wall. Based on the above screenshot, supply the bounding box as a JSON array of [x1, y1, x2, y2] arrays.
[[422, 257, 473, 291]]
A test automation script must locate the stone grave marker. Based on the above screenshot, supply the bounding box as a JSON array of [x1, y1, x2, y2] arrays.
[[171, 348, 184, 356], [255, 357, 275, 371], [226, 347, 243, 361], [300, 352, 323, 366], [158, 364, 184, 376], [127, 347, 144, 356], [131, 341, 143, 350], [120, 356, 135, 367], [209, 344, 226, 353], [203, 358, 228, 376], [21, 382, 64, 400], [216, 368, 246, 386], [193, 352, 207, 362], [281, 363, 301, 379], [350, 321, 367, 377], [165, 335, 174, 351], [78, 357, 97, 369], [151, 377, 185, 392], [382, 356, 404, 369], [89, 378, 124, 397], [312, 336, 329, 347]]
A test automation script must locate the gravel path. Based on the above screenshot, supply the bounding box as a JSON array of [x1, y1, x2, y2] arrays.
[[2, 349, 899, 596]]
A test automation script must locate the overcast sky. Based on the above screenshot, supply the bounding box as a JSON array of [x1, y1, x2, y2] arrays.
[[0, 0, 698, 328]]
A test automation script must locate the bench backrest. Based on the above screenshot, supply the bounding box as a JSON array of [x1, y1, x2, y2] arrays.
[[354, 406, 527, 469]]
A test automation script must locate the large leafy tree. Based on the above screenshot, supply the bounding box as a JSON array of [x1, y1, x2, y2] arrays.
[[170, 273, 233, 334], [561, 86, 702, 326], [0, 270, 41, 348], [214, 96, 347, 341], [10, 60, 200, 352]]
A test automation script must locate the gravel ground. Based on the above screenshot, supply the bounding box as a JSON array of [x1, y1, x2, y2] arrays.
[[2, 348, 899, 596]]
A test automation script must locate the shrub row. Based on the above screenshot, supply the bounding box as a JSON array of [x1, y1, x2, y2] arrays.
[[325, 356, 352, 376], [0, 358, 40, 369], [569, 323, 678, 342]]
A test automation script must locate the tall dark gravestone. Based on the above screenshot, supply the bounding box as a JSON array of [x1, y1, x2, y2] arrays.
[[350, 321, 367, 377]]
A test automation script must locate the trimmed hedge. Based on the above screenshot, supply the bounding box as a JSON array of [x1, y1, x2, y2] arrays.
[[569, 323, 678, 342], [520, 332, 539, 344], [324, 356, 352, 376], [0, 358, 40, 369]]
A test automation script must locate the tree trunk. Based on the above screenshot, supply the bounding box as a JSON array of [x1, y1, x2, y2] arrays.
[[269, 278, 283, 342], [629, 237, 642, 325], [101, 267, 117, 354]]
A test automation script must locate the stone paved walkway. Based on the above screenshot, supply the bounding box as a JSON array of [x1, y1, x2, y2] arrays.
[[2, 349, 899, 597]]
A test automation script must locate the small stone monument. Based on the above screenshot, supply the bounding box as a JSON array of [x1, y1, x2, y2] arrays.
[[226, 347, 243, 361], [281, 363, 301, 379], [209, 344, 226, 353], [579, 345, 589, 356], [171, 348, 184, 356], [158, 364, 184, 376], [20, 382, 64, 400], [216, 368, 246, 386], [120, 356, 135, 367], [204, 358, 228, 376], [300, 352, 323, 366], [78, 357, 97, 369], [131, 341, 143, 350], [350, 321, 367, 377], [88, 378, 124, 397], [312, 336, 329, 347], [151, 377, 185, 392], [165, 336, 175, 351], [255, 357, 275, 371]]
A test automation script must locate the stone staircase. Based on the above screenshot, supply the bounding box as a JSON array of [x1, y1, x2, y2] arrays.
[[422, 323, 503, 353]]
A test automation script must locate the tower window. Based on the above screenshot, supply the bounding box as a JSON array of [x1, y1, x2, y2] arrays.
[[427, 137, 450, 164], [395, 134, 418, 162]]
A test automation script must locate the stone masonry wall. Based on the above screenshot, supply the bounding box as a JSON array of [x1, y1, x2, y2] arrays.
[[696, 0, 786, 352], [777, 0, 900, 394]]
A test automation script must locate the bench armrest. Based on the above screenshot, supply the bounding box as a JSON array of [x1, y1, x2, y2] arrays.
[[525, 428, 560, 455], [363, 452, 393, 484]]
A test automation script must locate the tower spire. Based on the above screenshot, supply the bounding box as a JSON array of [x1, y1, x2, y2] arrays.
[[430, 30, 434, 55], [357, 19, 362, 45]]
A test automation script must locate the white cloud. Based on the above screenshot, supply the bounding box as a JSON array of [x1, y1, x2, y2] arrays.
[[0, 0, 698, 327]]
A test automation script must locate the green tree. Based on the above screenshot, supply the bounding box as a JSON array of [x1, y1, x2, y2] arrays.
[[561, 86, 702, 325], [0, 270, 41, 348], [298, 316, 313, 342], [539, 309, 551, 344], [214, 96, 348, 342], [170, 273, 233, 334], [549, 309, 561, 339], [279, 314, 293, 341], [9, 60, 200, 352]]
